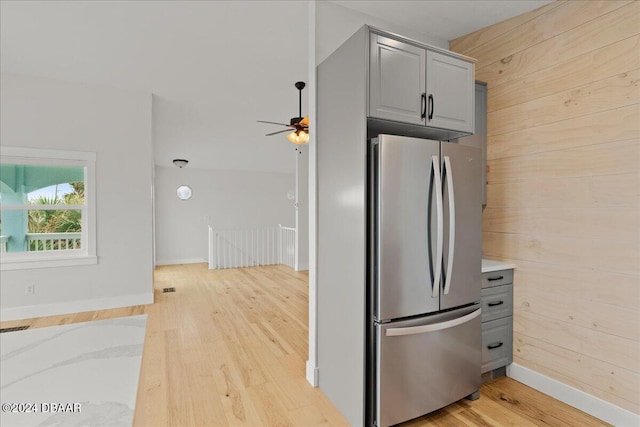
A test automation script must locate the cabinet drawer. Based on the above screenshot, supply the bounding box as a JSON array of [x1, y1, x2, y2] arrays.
[[481, 284, 513, 322], [481, 317, 512, 373], [482, 269, 513, 288]]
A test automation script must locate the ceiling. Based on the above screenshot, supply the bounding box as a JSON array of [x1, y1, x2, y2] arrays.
[[0, 0, 551, 174], [332, 1, 552, 42]]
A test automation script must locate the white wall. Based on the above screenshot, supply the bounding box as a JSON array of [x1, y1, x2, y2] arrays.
[[306, 0, 319, 387], [154, 165, 295, 265], [295, 146, 309, 271], [0, 73, 154, 321], [315, 1, 448, 65]]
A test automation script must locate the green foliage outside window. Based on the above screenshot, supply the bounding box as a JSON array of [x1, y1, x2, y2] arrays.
[[27, 182, 84, 233]]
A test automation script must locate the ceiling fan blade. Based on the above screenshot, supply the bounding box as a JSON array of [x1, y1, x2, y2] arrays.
[[266, 129, 292, 136], [299, 116, 309, 126], [257, 120, 290, 126]]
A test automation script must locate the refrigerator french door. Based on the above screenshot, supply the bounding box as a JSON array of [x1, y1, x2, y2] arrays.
[[369, 134, 482, 427]]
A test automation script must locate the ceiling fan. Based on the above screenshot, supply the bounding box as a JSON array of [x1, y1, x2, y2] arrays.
[[257, 81, 309, 145]]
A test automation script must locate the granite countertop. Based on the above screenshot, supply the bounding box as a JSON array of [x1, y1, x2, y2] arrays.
[[482, 259, 516, 273]]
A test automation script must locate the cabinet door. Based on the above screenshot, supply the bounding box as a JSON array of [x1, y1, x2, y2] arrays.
[[425, 51, 474, 133], [369, 33, 425, 125]]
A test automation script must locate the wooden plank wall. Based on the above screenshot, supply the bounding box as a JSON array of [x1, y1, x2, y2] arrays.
[[451, 0, 640, 414]]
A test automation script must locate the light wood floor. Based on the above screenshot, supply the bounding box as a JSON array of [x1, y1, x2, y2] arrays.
[[1, 263, 609, 426]]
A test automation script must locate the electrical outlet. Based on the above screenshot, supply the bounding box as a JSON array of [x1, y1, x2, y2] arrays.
[[25, 284, 35, 294]]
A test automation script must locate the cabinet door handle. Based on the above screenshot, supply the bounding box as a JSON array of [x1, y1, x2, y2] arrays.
[[487, 275, 504, 281], [421, 93, 427, 119], [487, 300, 504, 307], [428, 94, 434, 120], [487, 342, 503, 350]]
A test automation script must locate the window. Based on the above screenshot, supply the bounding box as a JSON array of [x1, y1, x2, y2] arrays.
[[0, 147, 97, 270]]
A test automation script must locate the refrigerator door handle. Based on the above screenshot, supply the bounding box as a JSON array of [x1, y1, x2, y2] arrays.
[[443, 156, 455, 295], [386, 308, 481, 336], [431, 155, 444, 298]]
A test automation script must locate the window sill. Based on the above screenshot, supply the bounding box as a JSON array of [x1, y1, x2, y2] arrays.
[[0, 255, 98, 271]]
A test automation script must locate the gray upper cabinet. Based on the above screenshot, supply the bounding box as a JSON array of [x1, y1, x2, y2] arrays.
[[456, 82, 487, 205], [425, 51, 474, 134], [368, 29, 475, 135], [369, 33, 426, 125]]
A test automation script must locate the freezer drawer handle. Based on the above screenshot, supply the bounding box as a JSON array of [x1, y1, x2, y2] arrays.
[[487, 342, 504, 350], [487, 301, 504, 307], [487, 276, 504, 281], [385, 308, 480, 337]]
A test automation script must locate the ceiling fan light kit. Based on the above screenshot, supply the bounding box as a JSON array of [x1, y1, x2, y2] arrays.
[[258, 81, 309, 145], [287, 129, 309, 144]]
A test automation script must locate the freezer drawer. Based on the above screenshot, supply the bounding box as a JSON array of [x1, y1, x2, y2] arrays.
[[481, 317, 513, 373], [375, 306, 481, 427], [481, 284, 513, 323]]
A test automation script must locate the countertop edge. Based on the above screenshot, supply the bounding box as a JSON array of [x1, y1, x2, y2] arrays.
[[482, 259, 516, 273]]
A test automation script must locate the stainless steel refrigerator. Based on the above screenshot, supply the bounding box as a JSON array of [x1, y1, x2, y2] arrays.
[[367, 134, 482, 427]]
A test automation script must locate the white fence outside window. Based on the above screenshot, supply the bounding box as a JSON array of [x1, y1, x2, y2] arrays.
[[0, 233, 81, 253], [0, 235, 9, 253], [26, 232, 81, 251]]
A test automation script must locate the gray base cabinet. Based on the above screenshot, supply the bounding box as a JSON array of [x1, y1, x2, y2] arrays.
[[481, 317, 513, 372], [481, 269, 514, 373]]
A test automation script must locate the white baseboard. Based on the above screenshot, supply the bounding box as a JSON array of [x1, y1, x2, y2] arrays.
[[155, 258, 206, 266], [507, 363, 639, 426], [306, 360, 318, 387], [0, 292, 154, 322]]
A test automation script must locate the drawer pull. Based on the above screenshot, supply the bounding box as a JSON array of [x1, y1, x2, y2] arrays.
[[487, 276, 504, 281], [487, 301, 504, 307], [386, 309, 480, 336], [487, 342, 504, 350]]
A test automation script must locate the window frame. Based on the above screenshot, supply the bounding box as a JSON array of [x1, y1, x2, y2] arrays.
[[0, 147, 97, 270]]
